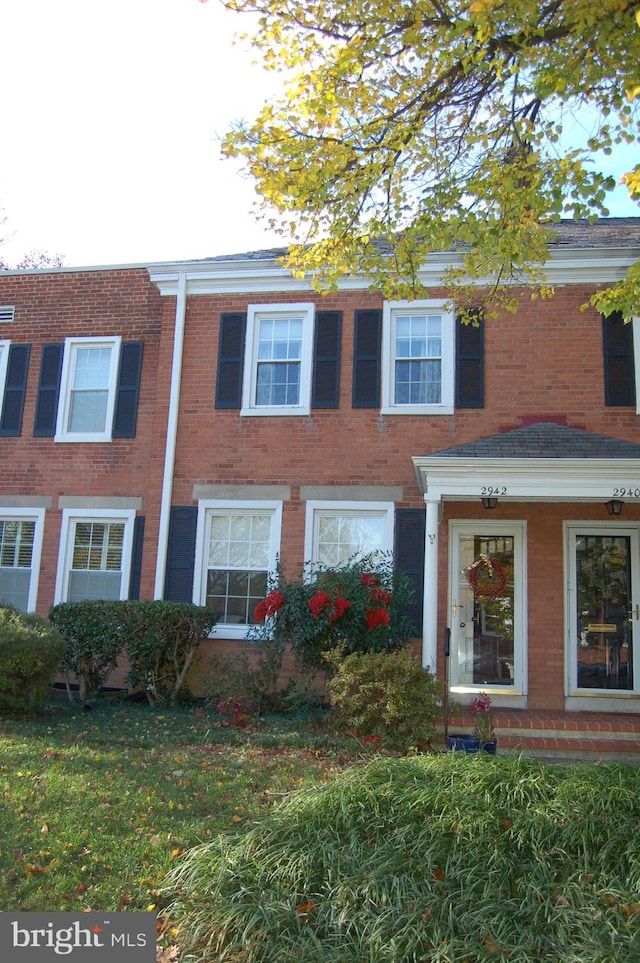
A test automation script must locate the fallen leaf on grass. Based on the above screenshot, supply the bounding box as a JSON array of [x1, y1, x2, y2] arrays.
[[157, 947, 179, 962]]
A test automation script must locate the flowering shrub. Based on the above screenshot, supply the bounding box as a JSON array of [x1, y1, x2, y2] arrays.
[[249, 554, 417, 670], [471, 691, 495, 742]]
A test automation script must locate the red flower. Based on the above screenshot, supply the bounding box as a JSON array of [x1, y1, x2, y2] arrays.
[[253, 589, 285, 623], [361, 573, 379, 588], [370, 586, 392, 606], [365, 607, 391, 630], [308, 589, 330, 618], [328, 595, 351, 622]]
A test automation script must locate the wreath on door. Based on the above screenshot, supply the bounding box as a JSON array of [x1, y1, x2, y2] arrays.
[[465, 554, 507, 598]]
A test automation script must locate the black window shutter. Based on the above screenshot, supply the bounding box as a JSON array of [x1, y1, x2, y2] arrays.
[[128, 515, 145, 600], [0, 343, 31, 436], [603, 312, 635, 406], [312, 310, 342, 408], [352, 309, 382, 408], [164, 506, 198, 602], [215, 313, 246, 409], [455, 309, 484, 408], [113, 341, 143, 438], [33, 343, 63, 437], [395, 508, 425, 635]]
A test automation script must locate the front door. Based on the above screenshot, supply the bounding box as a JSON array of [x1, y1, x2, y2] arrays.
[[449, 522, 526, 693], [567, 525, 640, 693]]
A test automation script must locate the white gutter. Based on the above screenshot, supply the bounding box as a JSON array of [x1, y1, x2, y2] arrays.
[[154, 271, 187, 599]]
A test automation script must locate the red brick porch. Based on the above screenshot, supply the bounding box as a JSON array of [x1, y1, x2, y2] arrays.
[[440, 709, 640, 762]]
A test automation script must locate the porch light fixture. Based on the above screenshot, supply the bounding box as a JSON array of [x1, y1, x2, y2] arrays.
[[606, 499, 624, 516], [481, 496, 498, 510]]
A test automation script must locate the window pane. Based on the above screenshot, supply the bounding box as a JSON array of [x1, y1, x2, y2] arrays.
[[73, 347, 112, 389], [395, 359, 441, 404], [0, 569, 31, 611], [317, 513, 386, 567], [205, 511, 273, 625], [68, 570, 121, 602], [67, 346, 112, 434], [256, 362, 300, 406], [68, 390, 108, 433], [256, 316, 302, 406], [71, 522, 124, 573], [394, 314, 442, 405]]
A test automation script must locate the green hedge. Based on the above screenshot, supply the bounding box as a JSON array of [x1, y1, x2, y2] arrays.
[[49, 600, 217, 705], [0, 606, 66, 714]]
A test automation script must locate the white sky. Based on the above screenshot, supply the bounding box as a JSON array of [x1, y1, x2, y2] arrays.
[[0, 0, 638, 270]]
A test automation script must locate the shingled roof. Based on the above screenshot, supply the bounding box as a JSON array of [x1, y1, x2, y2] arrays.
[[199, 217, 640, 264], [424, 422, 640, 460]]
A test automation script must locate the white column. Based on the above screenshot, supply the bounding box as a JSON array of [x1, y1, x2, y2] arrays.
[[422, 496, 440, 670]]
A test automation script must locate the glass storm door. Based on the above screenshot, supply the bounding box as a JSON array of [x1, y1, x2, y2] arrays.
[[449, 523, 525, 691], [569, 527, 640, 692]]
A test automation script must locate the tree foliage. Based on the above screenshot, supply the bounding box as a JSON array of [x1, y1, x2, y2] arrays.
[[218, 0, 640, 316]]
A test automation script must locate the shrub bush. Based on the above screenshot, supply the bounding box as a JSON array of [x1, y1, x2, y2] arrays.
[[327, 647, 442, 751], [49, 600, 123, 702], [0, 606, 66, 713], [50, 600, 217, 705], [123, 600, 217, 705], [203, 638, 288, 715], [249, 554, 417, 670]]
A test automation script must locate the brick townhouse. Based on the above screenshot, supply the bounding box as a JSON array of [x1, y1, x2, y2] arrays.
[[2, 218, 640, 756]]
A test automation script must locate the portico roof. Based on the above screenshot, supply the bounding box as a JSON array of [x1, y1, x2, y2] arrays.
[[412, 422, 640, 503]]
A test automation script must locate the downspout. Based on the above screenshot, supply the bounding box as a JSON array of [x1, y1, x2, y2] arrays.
[[154, 271, 187, 599]]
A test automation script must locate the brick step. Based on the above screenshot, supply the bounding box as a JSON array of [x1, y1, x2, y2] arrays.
[[440, 726, 640, 761]]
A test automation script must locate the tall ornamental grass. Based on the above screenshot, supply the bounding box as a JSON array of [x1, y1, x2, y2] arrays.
[[167, 754, 640, 962]]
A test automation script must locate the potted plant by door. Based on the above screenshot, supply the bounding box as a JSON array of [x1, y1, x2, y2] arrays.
[[447, 692, 497, 754]]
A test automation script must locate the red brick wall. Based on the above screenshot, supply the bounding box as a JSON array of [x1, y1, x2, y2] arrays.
[[172, 283, 640, 709], [0, 268, 165, 610], [3, 267, 638, 712]]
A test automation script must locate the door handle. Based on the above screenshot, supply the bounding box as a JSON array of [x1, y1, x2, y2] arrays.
[[452, 599, 457, 617]]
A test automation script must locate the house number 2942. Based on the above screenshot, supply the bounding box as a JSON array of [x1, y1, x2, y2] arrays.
[[481, 486, 507, 496]]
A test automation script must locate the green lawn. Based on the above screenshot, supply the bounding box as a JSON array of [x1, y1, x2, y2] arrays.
[[0, 700, 359, 919], [3, 700, 640, 962]]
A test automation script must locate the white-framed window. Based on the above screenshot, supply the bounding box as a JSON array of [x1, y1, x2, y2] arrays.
[[241, 303, 315, 416], [0, 339, 10, 401], [304, 501, 395, 568], [55, 508, 135, 603], [381, 300, 454, 414], [0, 508, 45, 612], [194, 500, 283, 638], [55, 336, 121, 442]]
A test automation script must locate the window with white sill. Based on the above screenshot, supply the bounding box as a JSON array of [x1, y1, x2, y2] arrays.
[[55, 336, 121, 442], [381, 301, 454, 414], [241, 304, 314, 416], [194, 501, 283, 638]]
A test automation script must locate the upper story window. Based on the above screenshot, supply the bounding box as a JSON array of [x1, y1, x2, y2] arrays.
[[381, 301, 455, 415], [0, 340, 10, 402], [56, 336, 121, 442], [241, 304, 315, 416]]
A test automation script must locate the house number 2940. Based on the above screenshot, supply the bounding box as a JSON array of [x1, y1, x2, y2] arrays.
[[481, 486, 507, 496], [612, 488, 640, 498]]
